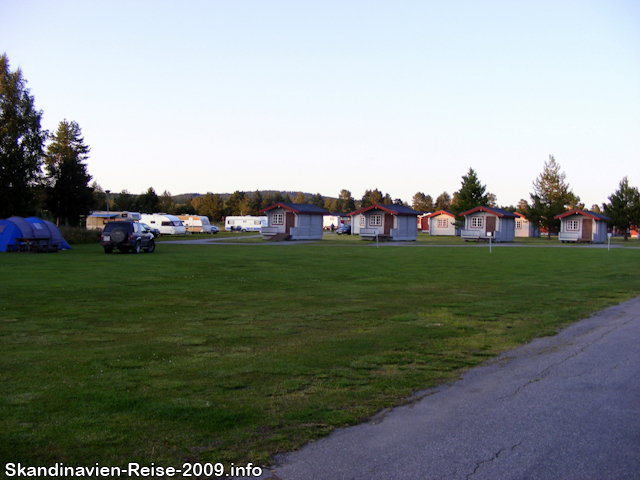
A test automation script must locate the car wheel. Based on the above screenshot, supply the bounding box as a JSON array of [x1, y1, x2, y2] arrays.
[[131, 241, 141, 254], [144, 240, 155, 253], [111, 227, 126, 243], [104, 246, 113, 254]]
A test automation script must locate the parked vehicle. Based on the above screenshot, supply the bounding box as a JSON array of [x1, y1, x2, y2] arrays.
[[140, 223, 161, 237], [336, 224, 351, 235], [210, 225, 219, 234], [140, 214, 186, 235], [177, 215, 212, 233], [101, 221, 155, 254], [224, 216, 267, 232], [86, 211, 141, 231]]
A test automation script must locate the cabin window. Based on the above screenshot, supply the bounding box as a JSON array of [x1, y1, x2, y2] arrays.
[[254, 220, 261, 225], [437, 218, 448, 228], [162, 221, 171, 226], [566, 219, 580, 231], [515, 220, 522, 229], [359, 216, 365, 227], [369, 214, 382, 227], [228, 220, 235, 225], [273, 213, 284, 225], [471, 217, 483, 228]]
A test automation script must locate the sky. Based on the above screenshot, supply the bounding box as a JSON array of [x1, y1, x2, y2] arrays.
[[2, 0, 639, 208]]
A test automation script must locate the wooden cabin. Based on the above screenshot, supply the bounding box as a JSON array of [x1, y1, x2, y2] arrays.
[[350, 204, 420, 241], [554, 210, 610, 243], [425, 210, 460, 236], [259, 203, 328, 240], [514, 213, 540, 238], [460, 206, 517, 242]]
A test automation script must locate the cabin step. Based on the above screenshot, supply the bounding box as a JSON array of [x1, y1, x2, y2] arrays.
[[269, 233, 291, 242]]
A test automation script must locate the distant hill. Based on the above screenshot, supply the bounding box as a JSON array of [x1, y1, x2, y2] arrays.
[[172, 191, 337, 203]]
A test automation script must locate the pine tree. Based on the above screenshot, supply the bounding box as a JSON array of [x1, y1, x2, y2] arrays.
[[527, 156, 580, 239], [604, 177, 640, 241], [310, 193, 324, 208], [45, 120, 93, 226], [0, 54, 47, 217], [450, 168, 489, 226], [136, 187, 160, 214], [113, 189, 137, 211]]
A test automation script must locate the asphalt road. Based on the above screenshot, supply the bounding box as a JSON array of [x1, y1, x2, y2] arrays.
[[254, 296, 640, 480]]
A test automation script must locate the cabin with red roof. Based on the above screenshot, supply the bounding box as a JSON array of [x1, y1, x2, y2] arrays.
[[424, 210, 460, 236], [259, 203, 328, 241], [460, 206, 517, 242], [514, 212, 540, 238], [554, 209, 610, 243], [349, 204, 420, 241]]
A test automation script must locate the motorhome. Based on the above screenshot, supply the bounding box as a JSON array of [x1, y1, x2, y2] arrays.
[[224, 216, 267, 232], [177, 215, 212, 233], [323, 214, 350, 230], [86, 211, 141, 231], [140, 214, 186, 235]]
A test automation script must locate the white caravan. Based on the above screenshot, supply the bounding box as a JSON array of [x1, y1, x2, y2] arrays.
[[140, 214, 186, 235], [225, 216, 267, 232], [177, 215, 212, 233]]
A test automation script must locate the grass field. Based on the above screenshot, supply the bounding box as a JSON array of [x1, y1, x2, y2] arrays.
[[1, 241, 639, 468]]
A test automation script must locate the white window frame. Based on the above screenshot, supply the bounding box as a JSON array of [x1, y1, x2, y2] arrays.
[[359, 215, 365, 227], [369, 214, 382, 227], [272, 213, 284, 225], [515, 220, 522, 230], [437, 218, 448, 228], [566, 219, 580, 231], [471, 216, 483, 228]]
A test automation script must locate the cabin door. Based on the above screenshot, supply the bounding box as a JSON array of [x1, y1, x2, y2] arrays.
[[420, 217, 429, 231], [582, 219, 592, 241], [384, 214, 393, 235], [285, 212, 295, 234], [486, 216, 496, 236]]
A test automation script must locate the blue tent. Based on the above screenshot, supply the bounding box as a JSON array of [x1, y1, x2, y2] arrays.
[[0, 217, 71, 252], [26, 217, 71, 251]]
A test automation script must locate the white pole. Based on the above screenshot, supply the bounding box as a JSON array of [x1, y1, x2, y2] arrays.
[[376, 231, 378, 248], [489, 235, 492, 253]]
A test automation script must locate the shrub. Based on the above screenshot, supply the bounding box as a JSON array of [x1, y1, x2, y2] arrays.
[[59, 226, 102, 244]]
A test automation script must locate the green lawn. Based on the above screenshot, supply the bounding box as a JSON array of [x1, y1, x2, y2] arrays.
[[1, 243, 639, 467]]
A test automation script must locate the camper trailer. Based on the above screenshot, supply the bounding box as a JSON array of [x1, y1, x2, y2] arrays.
[[224, 216, 267, 232], [140, 214, 186, 235], [177, 215, 212, 233], [86, 211, 141, 231]]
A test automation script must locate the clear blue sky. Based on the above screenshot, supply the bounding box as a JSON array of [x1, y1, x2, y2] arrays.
[[2, 0, 639, 207]]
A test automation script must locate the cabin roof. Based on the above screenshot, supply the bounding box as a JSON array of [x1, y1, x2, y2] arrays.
[[459, 206, 518, 218], [554, 209, 611, 221], [424, 210, 455, 219], [259, 203, 328, 215], [349, 204, 421, 217]]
